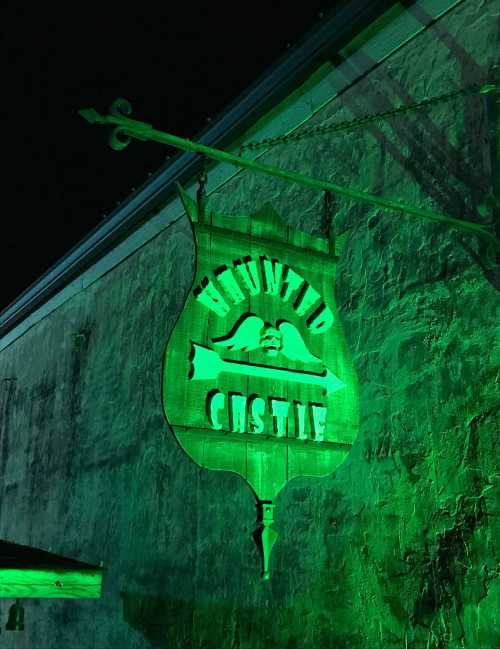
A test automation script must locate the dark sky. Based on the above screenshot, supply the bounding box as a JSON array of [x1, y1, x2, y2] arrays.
[[2, 2, 339, 313]]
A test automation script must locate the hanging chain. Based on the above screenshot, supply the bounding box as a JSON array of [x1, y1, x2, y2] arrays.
[[322, 190, 335, 255], [321, 190, 333, 236], [240, 82, 498, 152], [196, 155, 208, 221]]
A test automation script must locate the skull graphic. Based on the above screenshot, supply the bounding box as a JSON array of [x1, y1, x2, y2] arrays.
[[259, 324, 283, 357]]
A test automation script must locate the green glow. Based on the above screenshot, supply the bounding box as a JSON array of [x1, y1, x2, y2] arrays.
[[248, 395, 266, 433], [294, 284, 321, 317], [310, 404, 327, 442], [262, 258, 283, 295], [258, 503, 278, 581], [207, 390, 224, 430], [194, 280, 230, 317], [213, 315, 321, 362], [281, 266, 304, 302], [215, 267, 246, 304], [194, 255, 336, 330], [234, 258, 261, 295], [163, 199, 359, 578], [190, 343, 344, 395], [202, 395, 337, 441], [294, 402, 307, 439], [0, 569, 102, 599], [307, 302, 334, 334], [229, 394, 247, 433], [270, 399, 290, 437]]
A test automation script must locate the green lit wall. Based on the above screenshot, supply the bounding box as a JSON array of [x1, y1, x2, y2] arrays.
[[0, 2, 499, 648]]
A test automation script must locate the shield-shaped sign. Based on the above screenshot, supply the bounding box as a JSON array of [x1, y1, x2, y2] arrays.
[[162, 187, 359, 579]]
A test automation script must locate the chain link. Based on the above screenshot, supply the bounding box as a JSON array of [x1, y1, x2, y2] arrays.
[[240, 83, 495, 152]]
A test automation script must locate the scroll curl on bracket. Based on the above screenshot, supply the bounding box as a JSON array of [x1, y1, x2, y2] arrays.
[[108, 127, 131, 151], [108, 99, 133, 151]]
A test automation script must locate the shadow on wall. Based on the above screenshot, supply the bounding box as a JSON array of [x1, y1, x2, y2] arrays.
[[121, 591, 193, 647], [120, 592, 279, 649], [121, 591, 302, 649], [119, 587, 363, 649], [332, 2, 500, 290]]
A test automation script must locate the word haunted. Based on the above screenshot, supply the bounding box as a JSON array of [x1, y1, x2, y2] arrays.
[[207, 390, 328, 441], [194, 255, 334, 334]]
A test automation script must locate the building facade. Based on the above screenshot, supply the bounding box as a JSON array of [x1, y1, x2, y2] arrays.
[[0, 1, 499, 647]]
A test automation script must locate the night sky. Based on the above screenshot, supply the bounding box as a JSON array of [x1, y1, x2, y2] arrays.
[[2, 2, 341, 313]]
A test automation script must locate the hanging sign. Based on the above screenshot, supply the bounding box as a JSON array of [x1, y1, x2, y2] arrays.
[[162, 189, 359, 579]]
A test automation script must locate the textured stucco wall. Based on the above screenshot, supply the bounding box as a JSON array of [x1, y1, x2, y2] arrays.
[[0, 2, 499, 648]]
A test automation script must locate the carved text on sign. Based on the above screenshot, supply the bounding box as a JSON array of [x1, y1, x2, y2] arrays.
[[206, 390, 328, 440], [162, 203, 359, 578], [194, 255, 334, 334], [189, 274, 345, 440]]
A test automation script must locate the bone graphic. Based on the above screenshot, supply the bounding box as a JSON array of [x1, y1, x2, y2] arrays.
[[189, 343, 345, 396]]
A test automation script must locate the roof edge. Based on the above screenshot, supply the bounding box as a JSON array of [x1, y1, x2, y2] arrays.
[[0, 0, 399, 339]]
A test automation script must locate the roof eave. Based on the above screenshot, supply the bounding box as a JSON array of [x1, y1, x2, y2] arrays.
[[0, 0, 398, 339]]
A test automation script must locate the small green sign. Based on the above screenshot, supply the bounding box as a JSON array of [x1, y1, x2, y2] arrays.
[[162, 191, 359, 578]]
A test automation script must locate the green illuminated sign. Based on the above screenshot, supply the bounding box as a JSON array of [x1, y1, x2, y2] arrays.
[[162, 192, 359, 579]]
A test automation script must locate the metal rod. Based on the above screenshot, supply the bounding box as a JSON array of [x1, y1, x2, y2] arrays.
[[79, 105, 499, 246]]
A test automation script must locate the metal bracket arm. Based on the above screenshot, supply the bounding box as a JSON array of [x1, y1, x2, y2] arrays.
[[79, 100, 499, 248]]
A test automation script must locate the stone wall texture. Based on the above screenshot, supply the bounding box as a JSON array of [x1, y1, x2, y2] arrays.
[[1, 2, 499, 647]]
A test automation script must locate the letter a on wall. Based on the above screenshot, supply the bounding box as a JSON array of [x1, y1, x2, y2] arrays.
[[162, 187, 359, 579]]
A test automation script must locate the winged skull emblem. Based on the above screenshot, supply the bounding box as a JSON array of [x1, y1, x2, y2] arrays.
[[213, 314, 320, 364], [189, 314, 344, 395]]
